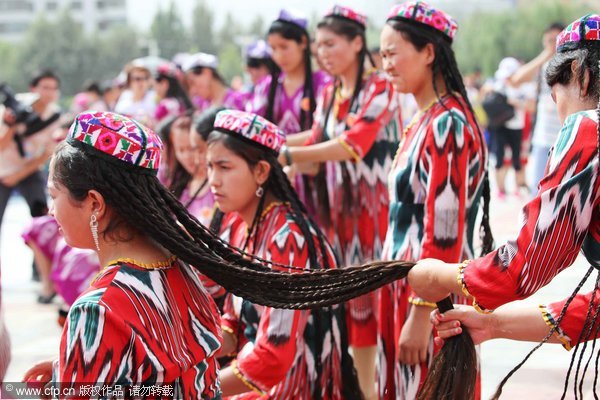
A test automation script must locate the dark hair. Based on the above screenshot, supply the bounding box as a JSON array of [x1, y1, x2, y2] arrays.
[[157, 114, 193, 198], [193, 106, 225, 142], [386, 18, 495, 256], [246, 57, 275, 72], [312, 16, 375, 228], [83, 81, 102, 96], [546, 22, 566, 33], [189, 66, 226, 86], [546, 45, 600, 104], [156, 73, 195, 112], [30, 69, 60, 88], [266, 20, 316, 130]]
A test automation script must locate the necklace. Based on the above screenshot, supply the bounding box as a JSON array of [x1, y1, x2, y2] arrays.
[[391, 95, 445, 168], [91, 255, 177, 285]]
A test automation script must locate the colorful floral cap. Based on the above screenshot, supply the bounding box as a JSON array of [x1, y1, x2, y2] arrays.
[[214, 110, 285, 154], [556, 14, 600, 52], [67, 111, 162, 174], [387, 1, 458, 42], [246, 40, 272, 60], [182, 52, 219, 72], [277, 8, 309, 31], [325, 5, 367, 29]]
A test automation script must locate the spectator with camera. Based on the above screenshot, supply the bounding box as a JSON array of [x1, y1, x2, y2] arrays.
[[0, 70, 62, 233]]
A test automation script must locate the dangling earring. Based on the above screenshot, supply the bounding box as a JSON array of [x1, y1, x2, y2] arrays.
[[90, 214, 100, 252], [255, 186, 264, 198]]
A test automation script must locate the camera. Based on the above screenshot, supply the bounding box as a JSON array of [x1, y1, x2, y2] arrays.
[[0, 83, 37, 126], [0, 83, 60, 157]]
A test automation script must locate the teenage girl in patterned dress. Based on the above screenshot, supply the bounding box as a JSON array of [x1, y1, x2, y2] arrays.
[[377, 2, 493, 398], [281, 7, 402, 398], [207, 110, 360, 399], [409, 13, 600, 375]]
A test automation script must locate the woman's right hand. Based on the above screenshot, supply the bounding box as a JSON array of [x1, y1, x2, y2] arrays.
[[431, 305, 495, 347]]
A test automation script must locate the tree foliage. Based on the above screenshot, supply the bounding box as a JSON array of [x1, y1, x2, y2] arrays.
[[189, 0, 217, 54], [150, 1, 190, 60], [454, 0, 590, 75]]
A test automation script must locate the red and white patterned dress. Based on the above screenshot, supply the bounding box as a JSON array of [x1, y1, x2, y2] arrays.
[[222, 203, 347, 399], [378, 95, 488, 399], [54, 259, 222, 399], [461, 110, 600, 349], [305, 70, 402, 347]]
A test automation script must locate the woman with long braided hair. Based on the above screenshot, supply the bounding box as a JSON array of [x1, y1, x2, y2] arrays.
[[376, 2, 493, 399], [207, 110, 360, 399], [281, 6, 402, 397], [408, 13, 600, 398]]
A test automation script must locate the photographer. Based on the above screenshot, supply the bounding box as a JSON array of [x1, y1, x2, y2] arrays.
[[0, 70, 62, 231]]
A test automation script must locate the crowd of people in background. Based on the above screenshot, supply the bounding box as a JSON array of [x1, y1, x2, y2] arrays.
[[0, 1, 599, 399]]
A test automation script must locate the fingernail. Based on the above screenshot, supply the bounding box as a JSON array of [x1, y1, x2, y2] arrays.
[[456, 327, 462, 334]]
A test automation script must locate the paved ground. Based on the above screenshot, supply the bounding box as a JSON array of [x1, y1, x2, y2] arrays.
[[0, 178, 597, 398]]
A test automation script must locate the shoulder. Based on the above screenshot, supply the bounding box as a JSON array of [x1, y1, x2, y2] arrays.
[[552, 110, 598, 158], [313, 71, 332, 87], [426, 96, 477, 144]]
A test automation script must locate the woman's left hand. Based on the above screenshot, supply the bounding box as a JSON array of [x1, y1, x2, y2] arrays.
[[398, 306, 433, 365]]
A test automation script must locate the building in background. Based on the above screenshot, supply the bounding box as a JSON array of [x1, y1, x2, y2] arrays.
[[0, 0, 127, 43]]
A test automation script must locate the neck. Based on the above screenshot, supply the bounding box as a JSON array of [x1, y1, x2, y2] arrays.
[[239, 191, 278, 227], [210, 80, 227, 103], [414, 73, 448, 111], [285, 62, 306, 82], [338, 60, 360, 98], [97, 234, 170, 268], [189, 173, 208, 193]]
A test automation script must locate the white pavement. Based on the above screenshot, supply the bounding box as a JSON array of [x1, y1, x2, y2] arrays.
[[0, 188, 597, 398]]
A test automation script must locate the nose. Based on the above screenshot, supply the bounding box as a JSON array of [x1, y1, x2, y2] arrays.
[[48, 201, 55, 217]]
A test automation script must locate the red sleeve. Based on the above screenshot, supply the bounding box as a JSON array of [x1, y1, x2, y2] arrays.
[[221, 293, 244, 341], [337, 77, 396, 162], [234, 221, 310, 392], [461, 112, 600, 312], [305, 83, 333, 146]]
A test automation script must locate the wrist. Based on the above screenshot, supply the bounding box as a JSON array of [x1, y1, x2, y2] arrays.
[[281, 145, 293, 166]]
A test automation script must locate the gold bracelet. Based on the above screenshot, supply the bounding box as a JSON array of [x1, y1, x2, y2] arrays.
[[408, 296, 437, 308]]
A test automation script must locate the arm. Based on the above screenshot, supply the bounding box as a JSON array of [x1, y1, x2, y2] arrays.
[[286, 76, 396, 165], [0, 143, 54, 187], [432, 303, 563, 346], [0, 124, 17, 151], [409, 113, 600, 311], [508, 49, 553, 86], [286, 130, 313, 146]]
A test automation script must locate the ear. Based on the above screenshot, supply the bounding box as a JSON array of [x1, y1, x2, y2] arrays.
[[423, 42, 436, 66], [578, 63, 591, 98], [253, 160, 272, 186], [351, 35, 364, 55], [86, 190, 108, 221]]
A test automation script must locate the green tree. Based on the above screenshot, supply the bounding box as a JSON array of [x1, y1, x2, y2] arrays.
[[150, 1, 189, 59], [218, 43, 243, 84], [247, 15, 266, 37], [454, 0, 589, 76], [15, 10, 92, 95], [190, 0, 217, 54], [218, 13, 240, 49]]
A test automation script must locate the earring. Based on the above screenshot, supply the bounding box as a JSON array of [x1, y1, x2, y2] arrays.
[[90, 214, 100, 252], [255, 186, 264, 198]]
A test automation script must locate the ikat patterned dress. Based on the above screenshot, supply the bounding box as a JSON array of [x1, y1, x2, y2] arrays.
[[54, 259, 223, 399], [377, 94, 488, 399], [462, 110, 600, 349], [221, 203, 346, 399], [305, 70, 401, 347]]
